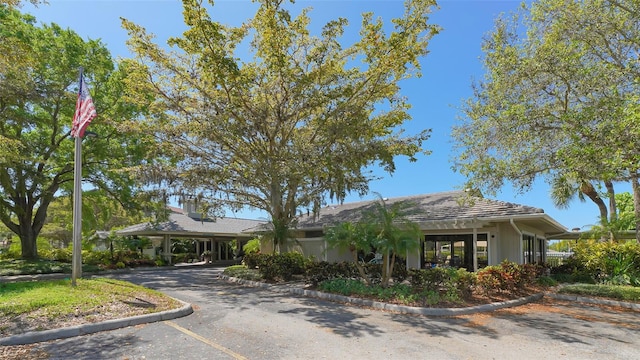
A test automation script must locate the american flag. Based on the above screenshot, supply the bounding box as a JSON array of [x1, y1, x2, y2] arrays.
[[71, 73, 97, 138]]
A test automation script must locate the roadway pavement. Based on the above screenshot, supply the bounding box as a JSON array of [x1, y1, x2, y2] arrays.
[[2, 266, 640, 359]]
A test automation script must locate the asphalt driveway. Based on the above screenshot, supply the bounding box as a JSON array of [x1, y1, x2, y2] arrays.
[[2, 267, 640, 359]]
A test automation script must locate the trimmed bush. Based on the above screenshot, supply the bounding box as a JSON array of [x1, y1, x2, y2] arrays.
[[305, 261, 359, 286], [476, 261, 541, 296], [243, 252, 261, 269], [409, 267, 476, 301], [252, 252, 308, 282]]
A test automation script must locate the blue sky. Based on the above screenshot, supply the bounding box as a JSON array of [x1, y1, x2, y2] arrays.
[[21, 0, 624, 230]]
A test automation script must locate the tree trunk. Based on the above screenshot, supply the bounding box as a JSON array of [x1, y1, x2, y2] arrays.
[[18, 220, 38, 260], [351, 249, 371, 286], [605, 181, 617, 242], [605, 181, 617, 222], [580, 181, 608, 229], [630, 174, 640, 243]]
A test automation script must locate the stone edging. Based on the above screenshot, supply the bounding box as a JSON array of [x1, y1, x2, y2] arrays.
[[546, 292, 640, 311], [0, 298, 193, 346], [218, 275, 545, 316]]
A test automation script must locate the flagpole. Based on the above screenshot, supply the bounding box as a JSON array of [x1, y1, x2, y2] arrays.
[[71, 68, 84, 287]]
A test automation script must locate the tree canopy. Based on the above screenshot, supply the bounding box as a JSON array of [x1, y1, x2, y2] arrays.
[[452, 0, 640, 239], [0, 6, 156, 258], [122, 0, 438, 249]]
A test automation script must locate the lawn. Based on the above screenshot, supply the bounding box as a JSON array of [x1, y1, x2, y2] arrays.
[[0, 259, 100, 276], [557, 283, 640, 302], [0, 278, 182, 337]]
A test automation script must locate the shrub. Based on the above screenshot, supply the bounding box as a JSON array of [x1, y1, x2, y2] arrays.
[[452, 268, 476, 299], [409, 268, 449, 291], [476, 266, 503, 296], [392, 260, 409, 282], [42, 248, 72, 263], [243, 252, 261, 269], [115, 261, 126, 269], [305, 261, 359, 286], [537, 276, 558, 287], [251, 252, 308, 282], [571, 240, 640, 285], [408, 267, 476, 301], [476, 261, 539, 296], [243, 238, 261, 254], [83, 250, 112, 266]]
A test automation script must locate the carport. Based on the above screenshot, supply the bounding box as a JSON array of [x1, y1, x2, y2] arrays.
[[116, 206, 265, 265]]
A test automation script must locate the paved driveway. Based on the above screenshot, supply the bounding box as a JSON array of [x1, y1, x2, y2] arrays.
[[4, 267, 640, 359]]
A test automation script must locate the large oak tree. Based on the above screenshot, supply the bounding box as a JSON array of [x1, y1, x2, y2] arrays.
[[0, 7, 155, 258], [452, 0, 640, 240], [122, 0, 438, 250]]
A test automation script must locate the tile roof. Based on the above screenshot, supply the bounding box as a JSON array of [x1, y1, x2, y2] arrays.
[[116, 208, 266, 237], [294, 190, 546, 229]]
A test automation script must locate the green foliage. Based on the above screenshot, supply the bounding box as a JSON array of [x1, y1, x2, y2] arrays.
[[317, 275, 470, 306], [476, 261, 541, 296], [223, 265, 263, 282], [0, 258, 99, 276], [324, 194, 422, 287], [83, 250, 113, 266], [571, 240, 640, 285], [154, 258, 166, 267], [558, 283, 640, 302], [243, 252, 261, 269], [452, 0, 640, 233], [121, 0, 438, 253], [0, 7, 158, 259], [409, 267, 448, 290], [0, 278, 180, 322], [304, 261, 360, 287], [250, 252, 308, 282], [0, 240, 22, 259], [40, 248, 72, 263], [242, 238, 261, 255], [409, 267, 476, 300], [537, 276, 558, 287]]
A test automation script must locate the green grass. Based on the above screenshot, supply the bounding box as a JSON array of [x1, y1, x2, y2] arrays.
[[558, 283, 640, 302], [0, 278, 178, 320], [0, 259, 100, 276], [222, 265, 264, 281]]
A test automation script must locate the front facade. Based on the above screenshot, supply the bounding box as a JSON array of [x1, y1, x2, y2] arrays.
[[281, 191, 567, 271], [116, 204, 265, 264]]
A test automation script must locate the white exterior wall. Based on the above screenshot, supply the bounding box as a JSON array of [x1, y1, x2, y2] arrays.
[[406, 249, 421, 269], [496, 223, 521, 264], [295, 238, 325, 260], [495, 222, 548, 265]]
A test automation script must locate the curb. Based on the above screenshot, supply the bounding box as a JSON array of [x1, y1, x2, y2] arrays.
[[546, 292, 640, 311], [219, 275, 545, 316], [0, 298, 193, 346]]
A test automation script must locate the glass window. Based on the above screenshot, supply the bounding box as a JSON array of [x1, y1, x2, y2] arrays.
[[423, 234, 488, 270]]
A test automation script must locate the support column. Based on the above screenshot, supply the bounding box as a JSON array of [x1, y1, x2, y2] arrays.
[[164, 235, 172, 265], [472, 228, 478, 272]]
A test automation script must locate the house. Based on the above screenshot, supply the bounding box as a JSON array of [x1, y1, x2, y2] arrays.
[[116, 203, 265, 264], [274, 190, 567, 271]]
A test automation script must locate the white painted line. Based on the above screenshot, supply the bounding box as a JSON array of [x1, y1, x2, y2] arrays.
[[164, 321, 248, 360]]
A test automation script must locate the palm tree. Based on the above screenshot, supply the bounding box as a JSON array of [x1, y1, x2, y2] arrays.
[[325, 193, 422, 287], [324, 221, 372, 284], [363, 194, 422, 287]]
